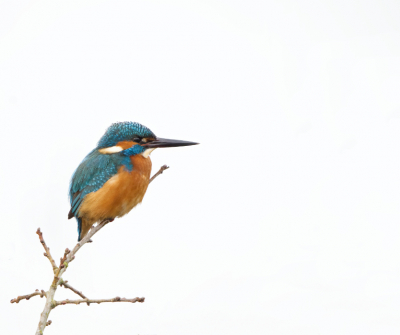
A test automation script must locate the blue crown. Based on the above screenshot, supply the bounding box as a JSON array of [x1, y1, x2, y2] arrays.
[[97, 122, 156, 148]]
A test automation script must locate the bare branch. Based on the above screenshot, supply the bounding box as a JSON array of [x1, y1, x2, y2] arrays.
[[59, 280, 87, 299], [54, 296, 145, 306], [35, 219, 111, 334], [149, 164, 169, 184], [60, 219, 110, 271], [59, 248, 70, 270], [11, 289, 46, 304], [36, 228, 58, 274], [52, 248, 70, 286], [17, 163, 167, 330]]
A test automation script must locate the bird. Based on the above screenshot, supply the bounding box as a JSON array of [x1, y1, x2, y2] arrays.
[[68, 121, 198, 241]]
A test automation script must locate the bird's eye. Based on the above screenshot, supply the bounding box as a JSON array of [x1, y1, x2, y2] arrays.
[[132, 137, 142, 143]]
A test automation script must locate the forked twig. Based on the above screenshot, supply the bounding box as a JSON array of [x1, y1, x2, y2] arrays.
[[11, 165, 169, 335]]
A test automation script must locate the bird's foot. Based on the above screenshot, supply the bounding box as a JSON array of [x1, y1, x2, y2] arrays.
[[87, 239, 93, 243], [95, 218, 114, 228], [104, 218, 115, 224]]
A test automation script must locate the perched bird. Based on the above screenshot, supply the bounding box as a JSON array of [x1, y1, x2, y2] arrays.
[[68, 121, 198, 241]]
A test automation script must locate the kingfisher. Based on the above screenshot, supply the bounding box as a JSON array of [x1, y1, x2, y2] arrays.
[[68, 121, 198, 241]]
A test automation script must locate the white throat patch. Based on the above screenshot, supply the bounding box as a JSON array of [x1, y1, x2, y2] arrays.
[[98, 146, 123, 154], [142, 148, 155, 158]]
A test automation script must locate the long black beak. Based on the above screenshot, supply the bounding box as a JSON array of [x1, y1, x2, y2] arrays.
[[142, 137, 199, 148]]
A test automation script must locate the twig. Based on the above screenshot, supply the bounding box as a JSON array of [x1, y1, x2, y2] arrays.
[[52, 248, 70, 286], [54, 296, 145, 306], [149, 164, 169, 184], [16, 165, 168, 334], [36, 228, 58, 274], [11, 290, 46, 303], [35, 219, 111, 334], [59, 280, 87, 300]]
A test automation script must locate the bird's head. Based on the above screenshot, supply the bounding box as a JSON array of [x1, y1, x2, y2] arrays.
[[97, 121, 198, 157]]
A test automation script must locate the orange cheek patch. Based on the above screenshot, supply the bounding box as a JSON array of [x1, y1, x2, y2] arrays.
[[116, 141, 136, 149]]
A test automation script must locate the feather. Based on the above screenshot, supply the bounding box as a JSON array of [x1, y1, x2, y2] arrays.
[[68, 121, 157, 241], [77, 218, 82, 241], [68, 149, 134, 229]]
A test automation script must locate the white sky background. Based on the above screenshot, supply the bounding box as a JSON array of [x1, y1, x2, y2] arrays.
[[1, 0, 400, 334]]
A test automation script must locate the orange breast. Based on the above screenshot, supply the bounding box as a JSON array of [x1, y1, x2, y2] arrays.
[[78, 154, 152, 224]]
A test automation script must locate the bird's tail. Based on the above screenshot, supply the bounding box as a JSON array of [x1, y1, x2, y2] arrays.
[[77, 218, 92, 241], [77, 218, 82, 241]]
